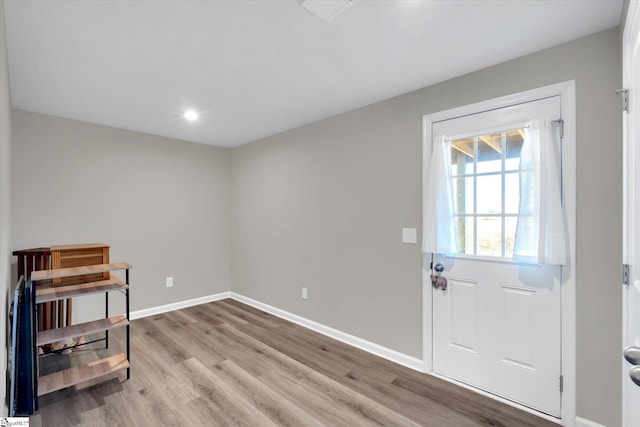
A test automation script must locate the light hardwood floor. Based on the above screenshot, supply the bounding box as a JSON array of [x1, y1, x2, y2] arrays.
[[31, 299, 558, 426]]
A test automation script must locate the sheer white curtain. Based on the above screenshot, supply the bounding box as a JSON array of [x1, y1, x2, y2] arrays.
[[422, 134, 458, 255], [513, 118, 567, 265], [423, 121, 567, 265]]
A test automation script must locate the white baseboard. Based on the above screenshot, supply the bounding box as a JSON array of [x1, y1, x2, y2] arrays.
[[575, 417, 607, 427], [229, 292, 423, 372], [130, 291, 231, 320]]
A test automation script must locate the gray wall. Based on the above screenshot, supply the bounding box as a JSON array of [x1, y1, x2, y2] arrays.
[[11, 110, 232, 320], [0, 0, 11, 416], [231, 28, 622, 426]]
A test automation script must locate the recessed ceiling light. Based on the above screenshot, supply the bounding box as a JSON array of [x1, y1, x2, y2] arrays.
[[184, 110, 199, 121]]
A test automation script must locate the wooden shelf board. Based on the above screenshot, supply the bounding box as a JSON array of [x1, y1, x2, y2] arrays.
[[37, 315, 129, 346], [38, 353, 129, 396], [31, 262, 132, 281], [36, 277, 128, 303]]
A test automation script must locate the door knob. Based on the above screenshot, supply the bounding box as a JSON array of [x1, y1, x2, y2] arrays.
[[624, 346, 640, 365], [630, 366, 640, 387], [431, 262, 446, 290]]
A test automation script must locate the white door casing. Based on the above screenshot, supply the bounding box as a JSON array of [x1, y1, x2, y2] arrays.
[[622, 2, 640, 426], [423, 82, 576, 424]]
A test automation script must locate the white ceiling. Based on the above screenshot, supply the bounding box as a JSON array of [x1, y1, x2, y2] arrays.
[[4, 0, 623, 148]]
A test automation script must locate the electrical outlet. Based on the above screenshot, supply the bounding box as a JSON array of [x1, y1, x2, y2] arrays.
[[166, 277, 173, 288], [302, 287, 308, 299]]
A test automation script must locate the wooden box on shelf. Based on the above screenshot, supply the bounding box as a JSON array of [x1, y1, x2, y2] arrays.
[[50, 243, 109, 287]]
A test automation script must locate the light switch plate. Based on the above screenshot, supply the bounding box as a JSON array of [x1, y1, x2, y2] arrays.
[[402, 228, 417, 244]]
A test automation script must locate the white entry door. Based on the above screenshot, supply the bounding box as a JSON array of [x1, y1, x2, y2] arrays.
[[430, 96, 563, 416], [622, 2, 640, 426]]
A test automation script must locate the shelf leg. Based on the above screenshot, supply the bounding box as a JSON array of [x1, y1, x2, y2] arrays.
[[31, 281, 39, 412], [126, 269, 130, 380], [105, 291, 109, 349]]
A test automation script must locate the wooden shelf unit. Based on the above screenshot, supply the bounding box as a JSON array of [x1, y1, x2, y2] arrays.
[[30, 262, 131, 401]]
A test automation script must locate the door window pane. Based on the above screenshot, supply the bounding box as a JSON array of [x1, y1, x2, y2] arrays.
[[453, 177, 474, 215], [505, 130, 525, 171], [477, 174, 501, 214], [477, 134, 502, 174], [451, 138, 474, 176], [504, 173, 519, 214], [505, 217, 518, 258], [449, 126, 526, 259], [477, 216, 502, 257], [455, 216, 474, 254]]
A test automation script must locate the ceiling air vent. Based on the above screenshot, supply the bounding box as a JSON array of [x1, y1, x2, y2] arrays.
[[301, 0, 359, 22]]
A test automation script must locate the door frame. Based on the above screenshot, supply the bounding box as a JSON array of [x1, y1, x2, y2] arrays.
[[622, 2, 640, 426], [422, 81, 576, 425]]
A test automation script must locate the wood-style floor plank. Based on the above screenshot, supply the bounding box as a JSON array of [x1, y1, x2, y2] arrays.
[[32, 299, 559, 426], [175, 357, 279, 426], [211, 359, 326, 427]]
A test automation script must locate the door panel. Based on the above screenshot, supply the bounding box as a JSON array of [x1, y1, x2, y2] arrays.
[[431, 96, 562, 416], [501, 286, 535, 368], [448, 279, 477, 351]]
